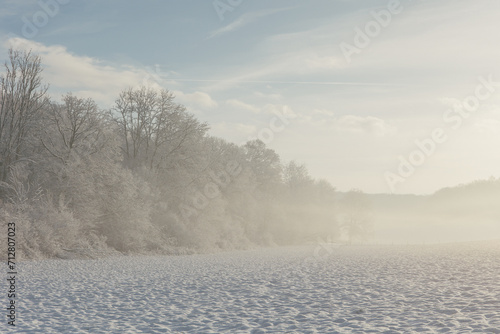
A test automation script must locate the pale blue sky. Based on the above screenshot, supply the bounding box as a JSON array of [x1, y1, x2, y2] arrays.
[[1, 0, 500, 194]]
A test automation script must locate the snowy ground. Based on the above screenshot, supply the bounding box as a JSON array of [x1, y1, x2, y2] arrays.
[[7, 241, 500, 333]]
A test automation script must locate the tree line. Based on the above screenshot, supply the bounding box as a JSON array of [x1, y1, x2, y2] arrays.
[[0, 49, 369, 259]]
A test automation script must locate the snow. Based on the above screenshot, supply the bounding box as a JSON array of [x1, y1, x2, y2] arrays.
[[9, 241, 500, 333]]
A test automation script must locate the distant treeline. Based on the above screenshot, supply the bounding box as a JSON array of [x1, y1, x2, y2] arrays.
[[0, 49, 349, 259], [368, 178, 500, 243]]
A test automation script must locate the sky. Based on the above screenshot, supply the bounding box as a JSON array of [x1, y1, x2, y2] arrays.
[[1, 0, 500, 195]]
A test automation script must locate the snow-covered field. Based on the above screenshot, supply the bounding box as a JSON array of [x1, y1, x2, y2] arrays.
[[8, 241, 500, 333]]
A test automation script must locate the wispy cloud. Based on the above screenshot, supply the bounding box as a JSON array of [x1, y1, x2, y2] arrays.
[[207, 7, 295, 39], [1, 0, 43, 19], [0, 8, 17, 18], [44, 21, 118, 37], [335, 115, 396, 137], [313, 109, 335, 117], [226, 99, 260, 113], [174, 90, 218, 109]]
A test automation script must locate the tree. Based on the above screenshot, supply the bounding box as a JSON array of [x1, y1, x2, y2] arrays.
[[313, 179, 336, 204], [243, 139, 282, 191], [340, 189, 373, 244], [112, 87, 208, 171], [0, 48, 48, 184], [283, 160, 313, 197], [40, 93, 108, 164]]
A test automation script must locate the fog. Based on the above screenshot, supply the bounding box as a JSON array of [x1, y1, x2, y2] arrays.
[[368, 179, 500, 244], [0, 48, 499, 261]]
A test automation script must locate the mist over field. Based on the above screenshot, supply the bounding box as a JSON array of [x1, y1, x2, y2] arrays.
[[368, 179, 500, 244]]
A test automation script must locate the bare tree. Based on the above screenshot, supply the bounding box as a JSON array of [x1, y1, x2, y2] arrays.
[[0, 48, 48, 183], [41, 93, 108, 163], [112, 87, 208, 171]]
